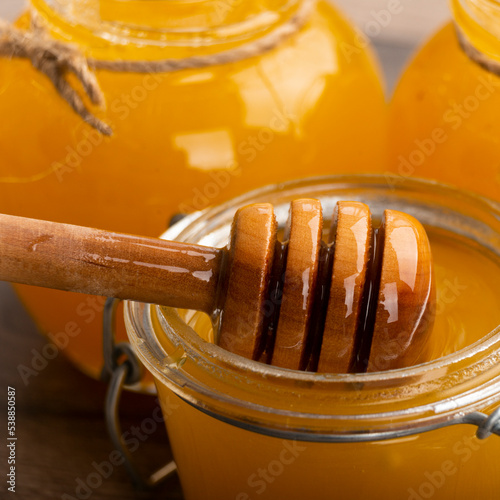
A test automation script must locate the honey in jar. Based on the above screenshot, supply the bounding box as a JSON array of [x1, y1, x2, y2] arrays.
[[388, 0, 500, 201], [125, 177, 500, 500], [0, 0, 386, 378]]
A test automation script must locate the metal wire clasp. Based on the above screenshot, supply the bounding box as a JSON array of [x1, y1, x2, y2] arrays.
[[466, 407, 500, 440], [102, 297, 177, 490]]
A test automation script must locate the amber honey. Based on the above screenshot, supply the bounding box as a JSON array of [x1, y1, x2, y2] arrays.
[[389, 0, 500, 201]]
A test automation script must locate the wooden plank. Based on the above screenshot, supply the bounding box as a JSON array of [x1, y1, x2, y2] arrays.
[[0, 283, 183, 499]]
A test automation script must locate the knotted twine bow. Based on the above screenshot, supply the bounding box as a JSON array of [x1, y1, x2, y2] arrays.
[[0, 17, 111, 135], [0, 0, 315, 136]]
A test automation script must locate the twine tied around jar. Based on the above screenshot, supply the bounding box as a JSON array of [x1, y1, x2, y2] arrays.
[[0, 17, 110, 135], [455, 26, 500, 77], [0, 0, 315, 137]]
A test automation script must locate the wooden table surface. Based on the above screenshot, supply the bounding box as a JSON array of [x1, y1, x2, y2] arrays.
[[0, 1, 451, 499], [0, 281, 183, 499]]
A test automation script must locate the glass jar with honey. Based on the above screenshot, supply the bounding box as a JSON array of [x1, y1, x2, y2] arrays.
[[388, 0, 500, 201], [125, 176, 500, 500], [0, 0, 386, 378]]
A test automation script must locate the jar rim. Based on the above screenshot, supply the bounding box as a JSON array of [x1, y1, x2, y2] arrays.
[[125, 175, 500, 441], [32, 0, 304, 51], [453, 0, 500, 61]]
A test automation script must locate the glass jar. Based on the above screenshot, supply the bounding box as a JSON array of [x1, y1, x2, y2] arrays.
[[125, 176, 500, 500], [0, 0, 386, 378], [388, 0, 500, 202]]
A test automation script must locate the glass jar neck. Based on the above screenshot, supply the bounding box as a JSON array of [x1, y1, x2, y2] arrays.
[[452, 0, 500, 61], [30, 0, 302, 59]]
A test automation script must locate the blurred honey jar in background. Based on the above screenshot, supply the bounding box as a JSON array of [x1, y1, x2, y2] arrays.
[[0, 0, 387, 378], [389, 0, 500, 201]]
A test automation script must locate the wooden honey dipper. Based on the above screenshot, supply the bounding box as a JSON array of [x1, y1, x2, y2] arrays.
[[0, 199, 434, 373]]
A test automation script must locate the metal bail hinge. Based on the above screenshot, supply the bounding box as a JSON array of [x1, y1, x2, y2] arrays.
[[474, 407, 500, 440], [102, 297, 177, 490]]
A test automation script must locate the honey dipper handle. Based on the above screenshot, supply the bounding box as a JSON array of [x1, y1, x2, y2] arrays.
[[0, 214, 223, 313]]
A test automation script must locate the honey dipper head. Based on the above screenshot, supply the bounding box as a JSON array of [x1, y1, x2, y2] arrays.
[[216, 199, 435, 373], [366, 209, 435, 372]]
